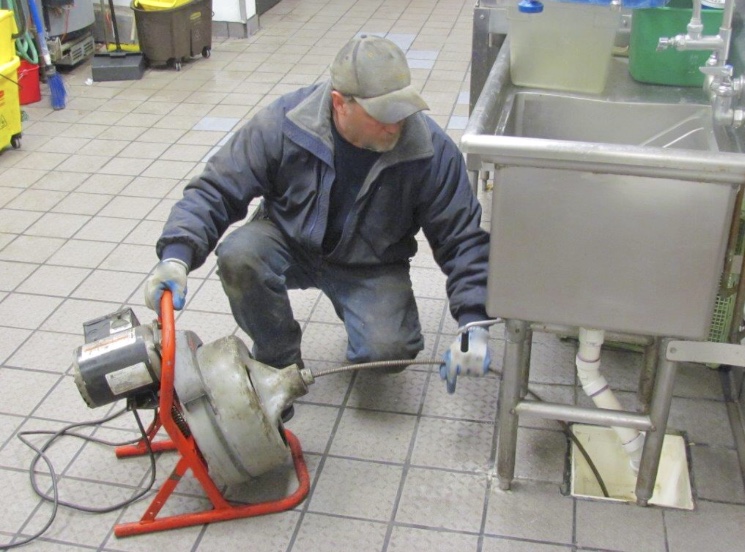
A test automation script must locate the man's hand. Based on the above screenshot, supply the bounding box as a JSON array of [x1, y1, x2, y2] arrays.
[[439, 327, 491, 394], [144, 259, 188, 314]]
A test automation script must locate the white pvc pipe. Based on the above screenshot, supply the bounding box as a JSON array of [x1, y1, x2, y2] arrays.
[[576, 328, 645, 473]]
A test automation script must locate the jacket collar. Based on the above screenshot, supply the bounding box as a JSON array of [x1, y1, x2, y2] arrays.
[[286, 80, 435, 165]]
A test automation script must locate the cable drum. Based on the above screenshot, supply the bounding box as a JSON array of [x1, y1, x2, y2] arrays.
[[173, 332, 310, 485]]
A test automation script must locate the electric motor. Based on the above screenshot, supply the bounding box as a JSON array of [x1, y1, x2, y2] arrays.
[[72, 308, 162, 408]]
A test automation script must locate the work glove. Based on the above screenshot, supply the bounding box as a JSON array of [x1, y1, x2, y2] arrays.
[[144, 258, 188, 314], [440, 327, 491, 394]]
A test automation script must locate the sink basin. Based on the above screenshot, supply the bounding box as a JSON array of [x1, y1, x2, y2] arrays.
[[461, 40, 745, 340], [498, 93, 718, 151]]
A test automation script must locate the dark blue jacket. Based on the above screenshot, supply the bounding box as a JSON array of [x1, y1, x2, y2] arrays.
[[157, 81, 489, 325]]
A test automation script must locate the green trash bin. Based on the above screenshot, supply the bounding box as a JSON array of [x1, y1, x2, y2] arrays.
[[132, 0, 212, 70]]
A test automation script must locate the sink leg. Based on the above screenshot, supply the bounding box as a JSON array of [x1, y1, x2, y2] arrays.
[[519, 327, 533, 400], [637, 338, 659, 414], [635, 338, 678, 506], [468, 170, 479, 197], [497, 319, 530, 490], [481, 170, 491, 192]]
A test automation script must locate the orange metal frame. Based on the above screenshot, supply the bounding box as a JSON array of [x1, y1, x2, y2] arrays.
[[113, 291, 310, 538]]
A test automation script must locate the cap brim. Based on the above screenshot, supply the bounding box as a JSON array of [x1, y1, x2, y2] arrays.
[[355, 85, 429, 124]]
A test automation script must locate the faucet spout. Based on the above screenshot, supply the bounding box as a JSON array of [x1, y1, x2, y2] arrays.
[[656, 0, 734, 65], [656, 33, 725, 56]]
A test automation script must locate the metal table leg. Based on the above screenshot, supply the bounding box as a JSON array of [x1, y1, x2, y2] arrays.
[[635, 337, 678, 506], [496, 319, 530, 490], [519, 326, 533, 399], [469, 170, 479, 197], [637, 337, 659, 414]]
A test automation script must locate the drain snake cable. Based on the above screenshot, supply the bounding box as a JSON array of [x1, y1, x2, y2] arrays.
[[310, 322, 610, 498]]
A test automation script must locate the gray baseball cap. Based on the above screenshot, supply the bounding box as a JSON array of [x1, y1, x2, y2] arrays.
[[330, 35, 429, 124]]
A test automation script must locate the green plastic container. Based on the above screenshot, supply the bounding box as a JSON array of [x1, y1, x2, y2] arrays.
[[629, 0, 724, 87]]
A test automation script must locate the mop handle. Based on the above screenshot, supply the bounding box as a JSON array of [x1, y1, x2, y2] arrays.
[[107, 0, 122, 50]]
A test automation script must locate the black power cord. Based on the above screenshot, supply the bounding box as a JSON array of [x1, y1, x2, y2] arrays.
[[0, 406, 158, 550], [524, 386, 611, 498]]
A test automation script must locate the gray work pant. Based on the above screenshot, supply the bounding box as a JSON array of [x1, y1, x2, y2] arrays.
[[215, 219, 424, 369]]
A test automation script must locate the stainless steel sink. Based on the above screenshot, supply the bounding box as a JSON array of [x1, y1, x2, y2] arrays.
[[462, 39, 745, 339]]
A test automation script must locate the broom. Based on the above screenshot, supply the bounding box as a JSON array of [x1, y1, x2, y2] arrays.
[[26, 0, 66, 110]]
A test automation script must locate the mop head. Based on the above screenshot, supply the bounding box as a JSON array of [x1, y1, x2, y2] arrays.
[[47, 66, 67, 110]]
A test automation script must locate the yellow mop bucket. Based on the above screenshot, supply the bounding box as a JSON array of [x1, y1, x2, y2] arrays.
[[0, 55, 22, 151], [0, 10, 18, 65]]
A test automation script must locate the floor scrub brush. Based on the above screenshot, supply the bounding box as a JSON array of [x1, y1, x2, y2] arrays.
[[26, 0, 66, 109]]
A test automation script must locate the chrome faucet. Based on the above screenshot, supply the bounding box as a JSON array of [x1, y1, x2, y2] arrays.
[[656, 0, 731, 64], [657, 0, 744, 128]]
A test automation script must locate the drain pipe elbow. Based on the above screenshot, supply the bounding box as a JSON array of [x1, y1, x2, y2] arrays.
[[576, 328, 608, 394], [576, 328, 644, 473]]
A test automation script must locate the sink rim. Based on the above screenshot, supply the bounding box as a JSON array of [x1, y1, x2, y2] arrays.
[[461, 132, 745, 183]]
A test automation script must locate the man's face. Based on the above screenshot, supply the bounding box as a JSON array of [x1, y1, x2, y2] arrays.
[[331, 91, 404, 152]]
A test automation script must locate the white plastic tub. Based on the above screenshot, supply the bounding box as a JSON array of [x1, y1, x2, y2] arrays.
[[508, 1, 621, 93]]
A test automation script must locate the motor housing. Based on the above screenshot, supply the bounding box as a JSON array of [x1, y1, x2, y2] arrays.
[[73, 308, 161, 408]]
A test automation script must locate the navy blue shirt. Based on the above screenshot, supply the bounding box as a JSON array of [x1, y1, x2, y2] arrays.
[[323, 121, 382, 253]]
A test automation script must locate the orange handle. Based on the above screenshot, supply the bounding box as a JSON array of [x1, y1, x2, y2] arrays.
[[159, 290, 175, 410]]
